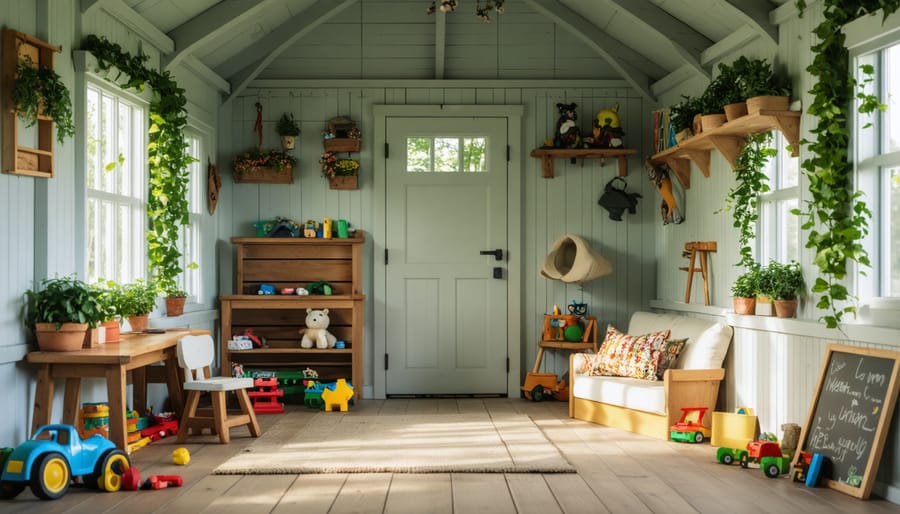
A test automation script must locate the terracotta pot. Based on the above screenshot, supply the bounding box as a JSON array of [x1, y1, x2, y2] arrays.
[[746, 95, 789, 115], [103, 319, 121, 343], [724, 102, 748, 121], [280, 135, 296, 150], [774, 299, 799, 318], [35, 322, 88, 352], [127, 314, 150, 333], [166, 296, 186, 317], [733, 297, 756, 315], [701, 114, 727, 132]]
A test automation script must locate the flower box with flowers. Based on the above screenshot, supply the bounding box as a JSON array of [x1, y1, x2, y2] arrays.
[[323, 122, 361, 152], [233, 149, 297, 184], [321, 152, 359, 190]]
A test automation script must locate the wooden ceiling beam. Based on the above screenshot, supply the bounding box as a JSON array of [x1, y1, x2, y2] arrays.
[[521, 0, 657, 102], [434, 10, 446, 80], [222, 0, 359, 104], [607, 0, 713, 80], [723, 0, 779, 44], [164, 0, 278, 71]]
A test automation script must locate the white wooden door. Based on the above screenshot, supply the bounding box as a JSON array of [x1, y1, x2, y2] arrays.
[[385, 116, 508, 395]]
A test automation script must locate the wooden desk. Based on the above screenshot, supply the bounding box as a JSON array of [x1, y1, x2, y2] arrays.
[[25, 328, 208, 452]]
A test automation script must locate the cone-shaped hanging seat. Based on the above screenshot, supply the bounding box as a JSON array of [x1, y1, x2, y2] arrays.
[[540, 234, 613, 284]]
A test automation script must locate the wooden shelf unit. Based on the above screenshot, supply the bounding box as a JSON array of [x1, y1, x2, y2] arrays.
[[648, 110, 800, 189], [2, 29, 60, 178], [530, 148, 637, 179], [220, 235, 365, 398], [531, 315, 598, 373]]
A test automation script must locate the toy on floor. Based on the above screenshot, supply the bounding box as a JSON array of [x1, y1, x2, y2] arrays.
[[140, 413, 179, 441], [716, 437, 792, 478], [142, 475, 183, 490], [172, 447, 190, 466], [122, 467, 142, 491], [322, 378, 355, 412], [520, 372, 559, 401], [248, 377, 285, 414], [669, 407, 711, 443], [0, 424, 131, 500]]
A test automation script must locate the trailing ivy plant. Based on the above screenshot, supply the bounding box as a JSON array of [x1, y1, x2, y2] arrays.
[[82, 35, 194, 297], [722, 132, 775, 269], [794, 0, 900, 328], [12, 56, 76, 143]]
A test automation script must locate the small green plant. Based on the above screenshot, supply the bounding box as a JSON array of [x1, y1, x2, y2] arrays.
[[12, 56, 75, 143], [277, 113, 301, 137], [116, 279, 158, 318], [765, 260, 804, 301], [25, 276, 104, 330], [91, 281, 120, 322], [712, 58, 748, 106], [670, 96, 703, 134], [734, 56, 790, 98], [731, 266, 759, 298]]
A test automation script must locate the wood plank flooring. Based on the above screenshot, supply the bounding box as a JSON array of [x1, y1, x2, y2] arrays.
[[2, 398, 898, 513]]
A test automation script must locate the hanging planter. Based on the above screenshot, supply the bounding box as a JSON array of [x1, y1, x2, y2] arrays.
[[321, 152, 359, 190], [233, 149, 297, 184], [277, 113, 300, 150], [329, 175, 358, 190]]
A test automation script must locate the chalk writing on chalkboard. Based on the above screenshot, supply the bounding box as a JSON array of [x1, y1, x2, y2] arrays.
[[798, 344, 900, 499]]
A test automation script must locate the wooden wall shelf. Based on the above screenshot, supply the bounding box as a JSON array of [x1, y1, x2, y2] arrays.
[[530, 148, 637, 179], [648, 110, 800, 189], [2, 29, 60, 178]]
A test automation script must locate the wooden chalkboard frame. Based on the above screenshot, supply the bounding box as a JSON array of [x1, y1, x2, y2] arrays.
[[794, 344, 900, 499]]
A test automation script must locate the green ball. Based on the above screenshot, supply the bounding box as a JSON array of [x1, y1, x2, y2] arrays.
[[563, 324, 584, 342]]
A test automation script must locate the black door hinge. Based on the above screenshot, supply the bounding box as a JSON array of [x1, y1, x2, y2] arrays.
[[385, 353, 389, 370], [385, 248, 389, 265], [385, 142, 389, 159], [506, 357, 510, 373], [507, 145, 510, 162]]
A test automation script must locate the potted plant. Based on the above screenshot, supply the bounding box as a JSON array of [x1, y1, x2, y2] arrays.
[[755, 264, 775, 316], [12, 56, 76, 143], [716, 57, 751, 121], [117, 279, 158, 332], [670, 95, 703, 142], [767, 260, 803, 318], [698, 75, 730, 131], [232, 148, 297, 184], [276, 113, 300, 150], [731, 267, 758, 315], [92, 281, 121, 344], [322, 116, 361, 152], [25, 276, 103, 351], [320, 152, 360, 190], [736, 57, 791, 114], [164, 287, 188, 317]]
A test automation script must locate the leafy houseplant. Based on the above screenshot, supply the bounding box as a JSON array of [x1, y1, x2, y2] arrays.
[[233, 149, 297, 183], [766, 260, 803, 318], [92, 281, 122, 343], [670, 95, 703, 139], [277, 113, 300, 150], [25, 276, 103, 351], [731, 266, 759, 315], [82, 35, 194, 304], [713, 58, 749, 120], [12, 56, 76, 143], [735, 57, 791, 114], [721, 132, 774, 269], [117, 279, 157, 332], [164, 287, 188, 317]]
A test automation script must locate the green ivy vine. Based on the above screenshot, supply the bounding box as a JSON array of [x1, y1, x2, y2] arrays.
[[795, 0, 900, 328], [82, 35, 193, 296], [723, 132, 775, 269]]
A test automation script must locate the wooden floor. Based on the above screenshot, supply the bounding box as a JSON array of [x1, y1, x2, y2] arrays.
[[3, 398, 898, 513]]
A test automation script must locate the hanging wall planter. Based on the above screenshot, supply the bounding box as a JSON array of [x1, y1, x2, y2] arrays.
[[329, 175, 358, 190]]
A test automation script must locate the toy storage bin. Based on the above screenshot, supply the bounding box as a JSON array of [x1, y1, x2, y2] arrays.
[[711, 411, 758, 448]]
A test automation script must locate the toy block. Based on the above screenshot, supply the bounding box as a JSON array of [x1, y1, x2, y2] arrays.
[[248, 377, 285, 414], [322, 379, 354, 412]]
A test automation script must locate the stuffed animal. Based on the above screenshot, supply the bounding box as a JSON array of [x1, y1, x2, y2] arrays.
[[300, 308, 338, 349], [645, 159, 684, 225], [554, 102, 582, 149], [780, 422, 801, 460], [592, 104, 625, 148]]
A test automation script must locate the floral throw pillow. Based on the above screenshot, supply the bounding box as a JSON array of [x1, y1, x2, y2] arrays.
[[656, 338, 688, 380], [588, 325, 671, 380]]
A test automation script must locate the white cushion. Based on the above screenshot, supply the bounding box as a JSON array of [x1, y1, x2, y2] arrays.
[[628, 311, 732, 370], [572, 374, 666, 415], [184, 376, 254, 392]]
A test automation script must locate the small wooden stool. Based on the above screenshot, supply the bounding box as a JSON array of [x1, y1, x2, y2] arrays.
[[680, 241, 717, 305]]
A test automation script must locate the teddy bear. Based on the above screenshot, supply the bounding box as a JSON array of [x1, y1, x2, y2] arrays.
[[554, 102, 582, 149], [299, 308, 338, 349]]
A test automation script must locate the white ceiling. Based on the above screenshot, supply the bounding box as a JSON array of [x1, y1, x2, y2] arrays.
[[109, 0, 786, 101]]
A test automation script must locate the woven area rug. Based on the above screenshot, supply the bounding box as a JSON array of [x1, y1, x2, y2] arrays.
[[213, 412, 575, 474]]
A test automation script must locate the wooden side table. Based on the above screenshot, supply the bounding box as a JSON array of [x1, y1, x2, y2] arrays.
[[532, 315, 598, 373]]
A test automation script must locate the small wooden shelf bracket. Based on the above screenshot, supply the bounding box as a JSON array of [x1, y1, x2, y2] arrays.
[[530, 148, 637, 179]]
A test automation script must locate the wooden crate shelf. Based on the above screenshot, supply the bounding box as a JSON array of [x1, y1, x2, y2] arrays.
[[2, 29, 60, 178], [220, 234, 366, 398], [648, 110, 800, 189], [529, 148, 637, 179]]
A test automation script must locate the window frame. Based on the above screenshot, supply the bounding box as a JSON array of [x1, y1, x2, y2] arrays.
[[758, 131, 801, 265]]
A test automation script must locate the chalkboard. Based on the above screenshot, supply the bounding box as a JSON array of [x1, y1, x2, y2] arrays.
[[796, 344, 900, 499]]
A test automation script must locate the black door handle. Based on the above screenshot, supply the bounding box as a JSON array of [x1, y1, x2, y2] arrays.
[[480, 249, 503, 261]]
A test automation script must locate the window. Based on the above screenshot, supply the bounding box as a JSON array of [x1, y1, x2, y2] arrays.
[[85, 80, 147, 286], [406, 136, 487, 172], [179, 131, 204, 300], [855, 44, 900, 298], [759, 132, 800, 264]]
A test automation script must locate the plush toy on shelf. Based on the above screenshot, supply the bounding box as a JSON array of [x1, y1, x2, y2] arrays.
[[553, 102, 582, 149], [591, 103, 625, 149], [300, 308, 338, 349]]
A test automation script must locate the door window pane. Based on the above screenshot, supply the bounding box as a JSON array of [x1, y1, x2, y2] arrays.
[[406, 136, 488, 173]]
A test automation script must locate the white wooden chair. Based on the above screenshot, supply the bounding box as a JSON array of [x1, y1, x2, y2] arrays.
[[175, 334, 261, 443]]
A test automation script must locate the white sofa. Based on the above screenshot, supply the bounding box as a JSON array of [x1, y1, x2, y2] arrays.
[[569, 311, 733, 440]]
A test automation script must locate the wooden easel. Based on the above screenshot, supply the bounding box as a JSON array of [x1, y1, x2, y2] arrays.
[[679, 241, 716, 305]]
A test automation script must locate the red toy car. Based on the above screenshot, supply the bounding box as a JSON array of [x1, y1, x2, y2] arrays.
[[140, 418, 179, 442]]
